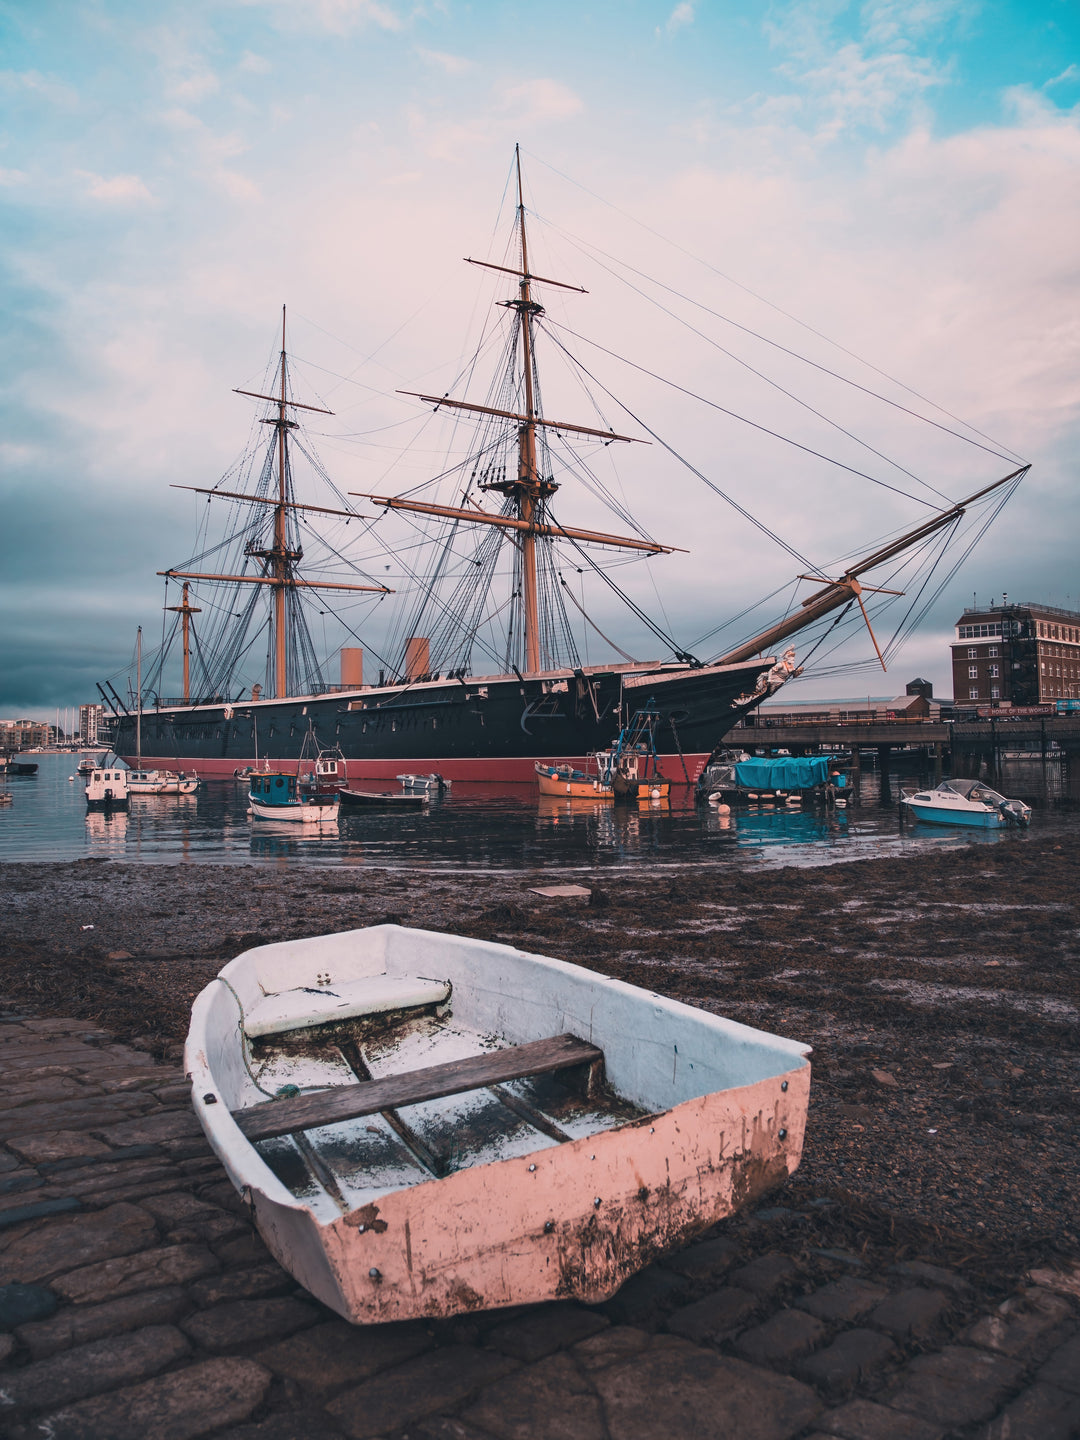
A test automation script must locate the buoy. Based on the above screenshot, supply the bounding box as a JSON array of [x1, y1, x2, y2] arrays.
[[714, 802, 730, 815]]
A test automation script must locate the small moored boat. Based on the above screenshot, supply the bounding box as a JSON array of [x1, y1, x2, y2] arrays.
[[186, 924, 810, 1324], [901, 779, 1031, 828], [85, 762, 130, 810], [396, 773, 451, 794], [248, 771, 339, 824], [128, 769, 200, 795], [534, 763, 613, 800], [339, 787, 428, 810]]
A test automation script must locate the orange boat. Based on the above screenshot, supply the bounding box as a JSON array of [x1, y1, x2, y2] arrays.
[[534, 762, 613, 800]]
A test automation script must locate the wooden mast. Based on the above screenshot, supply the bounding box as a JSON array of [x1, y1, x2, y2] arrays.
[[273, 306, 289, 697], [165, 582, 201, 703], [513, 146, 543, 674]]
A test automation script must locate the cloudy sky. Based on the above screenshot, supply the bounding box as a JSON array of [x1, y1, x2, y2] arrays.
[[2, 0, 1078, 719]]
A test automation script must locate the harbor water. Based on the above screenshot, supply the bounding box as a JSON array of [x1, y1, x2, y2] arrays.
[[1, 753, 1076, 870]]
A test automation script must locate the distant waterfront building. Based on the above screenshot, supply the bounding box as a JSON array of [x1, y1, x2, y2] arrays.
[[79, 703, 105, 745], [0, 719, 50, 750], [950, 600, 1080, 706], [748, 679, 939, 727]]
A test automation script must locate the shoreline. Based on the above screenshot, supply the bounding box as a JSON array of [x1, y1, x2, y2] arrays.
[[2, 834, 1077, 1260]]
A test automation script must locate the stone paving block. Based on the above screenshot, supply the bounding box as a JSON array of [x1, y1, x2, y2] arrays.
[[8, 1133, 110, 1165], [661, 1236, 740, 1283], [0, 1201, 156, 1284], [215, 1413, 347, 1440], [1028, 1263, 1080, 1302], [215, 1234, 274, 1268], [41, 1144, 164, 1174], [887, 1345, 1024, 1427], [0, 1196, 83, 1230], [0, 1323, 190, 1417], [53, 1242, 220, 1303], [666, 1286, 758, 1344], [94, 1109, 203, 1146], [816, 1397, 945, 1439], [462, 1350, 606, 1439], [326, 1344, 519, 1440], [982, 1380, 1080, 1440], [0, 1331, 13, 1362], [573, 1325, 651, 1372], [1037, 1333, 1080, 1395], [962, 1287, 1073, 1359], [188, 1263, 295, 1309], [731, 1254, 798, 1297], [136, 1191, 222, 1226], [17, 1355, 273, 1440], [2, 1098, 153, 1139], [886, 1262, 973, 1297], [165, 1214, 249, 1246], [735, 1308, 828, 1367], [254, 1316, 432, 1398], [4, 1080, 94, 1108], [0, 1152, 20, 1174], [0, 1172, 43, 1199], [53, 1159, 177, 1196], [795, 1329, 897, 1400], [867, 1288, 949, 1341], [17, 1286, 189, 1360], [600, 1262, 690, 1326], [797, 1277, 889, 1324], [180, 1295, 321, 1352], [410, 1420, 492, 1440], [0, 1282, 59, 1329], [485, 1301, 608, 1361], [592, 1339, 822, 1439]]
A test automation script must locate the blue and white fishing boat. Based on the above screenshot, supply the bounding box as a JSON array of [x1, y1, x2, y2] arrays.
[[901, 779, 1030, 829], [248, 771, 339, 824]]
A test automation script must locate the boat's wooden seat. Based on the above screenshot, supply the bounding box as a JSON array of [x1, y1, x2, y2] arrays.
[[234, 1032, 603, 1143], [244, 974, 451, 1040]]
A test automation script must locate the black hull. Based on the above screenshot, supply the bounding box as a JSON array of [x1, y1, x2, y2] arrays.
[[114, 658, 774, 782]]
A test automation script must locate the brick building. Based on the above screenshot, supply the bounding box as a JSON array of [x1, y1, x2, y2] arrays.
[[950, 600, 1080, 706]]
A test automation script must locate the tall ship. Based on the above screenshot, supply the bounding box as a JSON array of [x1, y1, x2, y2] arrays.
[[105, 152, 1027, 782]]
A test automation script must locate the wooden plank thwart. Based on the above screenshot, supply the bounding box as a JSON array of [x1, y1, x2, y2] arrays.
[[233, 1032, 603, 1143]]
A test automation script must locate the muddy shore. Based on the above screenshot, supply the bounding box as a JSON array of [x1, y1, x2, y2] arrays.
[[2, 833, 1077, 1282]]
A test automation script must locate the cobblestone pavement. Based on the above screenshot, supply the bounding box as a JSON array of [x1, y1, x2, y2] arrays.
[[1, 1010, 1078, 1440]]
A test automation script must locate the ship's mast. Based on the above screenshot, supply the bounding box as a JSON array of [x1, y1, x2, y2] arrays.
[[273, 307, 290, 696], [165, 582, 201, 704], [513, 147, 543, 674], [160, 310, 392, 702]]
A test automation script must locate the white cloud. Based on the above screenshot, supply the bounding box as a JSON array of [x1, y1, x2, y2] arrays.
[[416, 48, 474, 76], [667, 3, 694, 33], [237, 51, 272, 75], [79, 171, 152, 201], [1044, 64, 1080, 91], [0, 68, 79, 108], [0, 168, 28, 186], [498, 78, 584, 123], [238, 0, 403, 34]]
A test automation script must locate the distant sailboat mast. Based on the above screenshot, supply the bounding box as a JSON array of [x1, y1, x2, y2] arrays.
[[161, 306, 392, 700]]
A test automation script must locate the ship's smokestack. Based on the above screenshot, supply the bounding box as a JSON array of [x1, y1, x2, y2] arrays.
[[405, 637, 430, 681], [340, 647, 363, 688]]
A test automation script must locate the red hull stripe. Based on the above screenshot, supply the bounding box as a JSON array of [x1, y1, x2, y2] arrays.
[[123, 753, 712, 784]]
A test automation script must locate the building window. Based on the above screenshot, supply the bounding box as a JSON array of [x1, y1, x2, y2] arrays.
[[969, 688, 979, 699], [967, 647, 977, 658], [988, 646, 999, 657], [991, 687, 1000, 699], [968, 666, 978, 678], [989, 665, 999, 678]]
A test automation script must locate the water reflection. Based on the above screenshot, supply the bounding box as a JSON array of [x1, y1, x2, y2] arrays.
[[2, 752, 1075, 872]]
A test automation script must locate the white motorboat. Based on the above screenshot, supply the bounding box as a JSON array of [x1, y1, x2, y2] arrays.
[[128, 769, 200, 795], [186, 924, 810, 1325], [396, 773, 450, 793], [901, 778, 1031, 829], [85, 762, 130, 810]]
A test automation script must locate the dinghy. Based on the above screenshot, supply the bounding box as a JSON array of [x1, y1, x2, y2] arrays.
[[186, 924, 810, 1325]]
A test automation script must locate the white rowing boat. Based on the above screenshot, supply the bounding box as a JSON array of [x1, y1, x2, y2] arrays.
[[186, 924, 810, 1324]]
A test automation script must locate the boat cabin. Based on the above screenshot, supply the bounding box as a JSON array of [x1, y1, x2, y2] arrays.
[[86, 768, 130, 809], [249, 772, 301, 807]]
